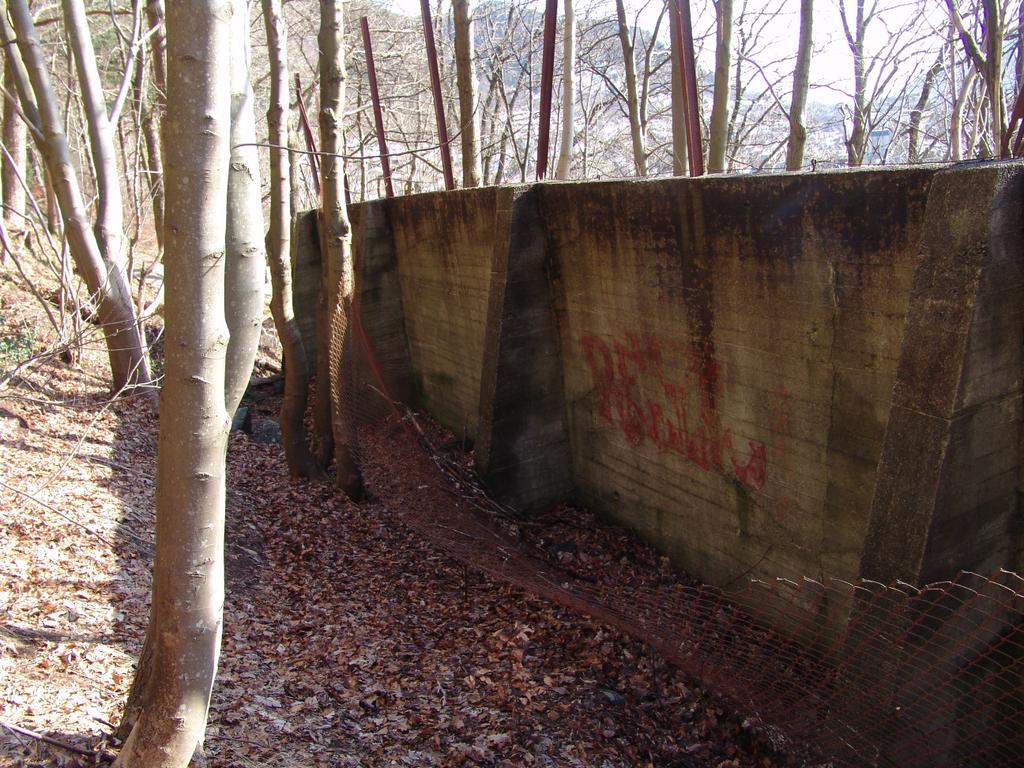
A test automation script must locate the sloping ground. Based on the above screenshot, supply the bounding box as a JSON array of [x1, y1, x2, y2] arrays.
[[1, 275, 800, 767]]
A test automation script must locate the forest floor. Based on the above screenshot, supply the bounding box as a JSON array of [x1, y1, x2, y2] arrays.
[[0, 256, 805, 767]]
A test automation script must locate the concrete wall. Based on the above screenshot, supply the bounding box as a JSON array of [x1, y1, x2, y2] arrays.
[[342, 163, 1022, 617], [379, 188, 500, 441], [541, 171, 935, 597]]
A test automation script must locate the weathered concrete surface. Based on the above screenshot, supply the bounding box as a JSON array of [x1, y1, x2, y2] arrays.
[[542, 170, 935, 615], [291, 209, 321, 372], [340, 164, 1022, 626], [860, 164, 1024, 585], [349, 201, 417, 421], [380, 188, 500, 441], [475, 187, 573, 511]]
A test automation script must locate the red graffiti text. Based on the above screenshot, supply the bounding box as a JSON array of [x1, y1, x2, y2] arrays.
[[579, 333, 767, 490]]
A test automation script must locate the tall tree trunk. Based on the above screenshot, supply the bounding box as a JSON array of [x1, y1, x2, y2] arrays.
[[946, 0, 1006, 155], [113, 1, 232, 765], [908, 51, 942, 163], [707, 0, 732, 173], [7, 0, 152, 391], [224, 0, 266, 416], [785, 0, 813, 171], [615, 0, 646, 176], [263, 0, 318, 478], [844, 0, 867, 166], [144, 0, 166, 247], [146, 0, 167, 105], [2, 63, 27, 224], [63, 0, 123, 265], [131, 41, 163, 254], [320, 0, 365, 499], [951, 68, 977, 161], [554, 0, 575, 180], [453, 0, 481, 187], [668, 0, 687, 176], [982, 0, 1003, 151]]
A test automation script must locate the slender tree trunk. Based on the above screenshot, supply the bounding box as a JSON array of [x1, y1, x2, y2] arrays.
[[554, 0, 575, 180], [845, 0, 867, 167], [668, 0, 688, 176], [2, 64, 27, 224], [8, 0, 151, 391], [786, 0, 813, 171], [63, 0, 123, 265], [320, 0, 364, 499], [224, 0, 266, 416], [453, 0, 481, 186], [130, 41, 163, 253], [908, 51, 942, 163], [1017, 0, 1024, 93], [707, 0, 732, 173], [951, 68, 977, 161], [145, 0, 166, 247], [615, 0, 646, 176], [114, 1, 232, 766], [982, 0, 1003, 151], [263, 0, 318, 478], [146, 0, 167, 104]]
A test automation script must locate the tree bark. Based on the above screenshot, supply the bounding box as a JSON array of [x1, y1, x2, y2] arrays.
[[668, 0, 688, 176], [144, 0, 166, 247], [263, 0, 318, 478], [615, 0, 646, 176], [707, 0, 732, 173], [130, 40, 163, 254], [224, 0, 266, 417], [946, 0, 1005, 154], [113, 1, 232, 765], [7, 0, 152, 391], [453, 0, 481, 187], [841, 0, 867, 166], [908, 51, 942, 163], [320, 0, 364, 499], [62, 0, 123, 265], [2, 63, 27, 224], [785, 0, 813, 171], [554, 0, 575, 180]]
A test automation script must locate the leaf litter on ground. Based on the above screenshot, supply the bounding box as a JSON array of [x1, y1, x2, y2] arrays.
[[0, 258, 805, 767]]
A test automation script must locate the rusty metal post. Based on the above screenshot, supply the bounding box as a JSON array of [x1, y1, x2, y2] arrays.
[[536, 0, 558, 180], [294, 74, 321, 197], [360, 17, 394, 198], [419, 0, 455, 191], [1002, 84, 1024, 157], [673, 0, 704, 176]]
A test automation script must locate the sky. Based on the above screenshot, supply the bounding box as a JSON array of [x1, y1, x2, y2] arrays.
[[379, 0, 949, 107]]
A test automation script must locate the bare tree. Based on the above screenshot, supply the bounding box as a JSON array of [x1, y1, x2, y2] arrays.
[[224, 0, 266, 415], [946, 0, 1009, 154], [668, 0, 688, 175], [555, 0, 576, 179], [453, 0, 482, 185], [2, 63, 27, 223], [708, 0, 733, 172], [5, 0, 152, 391], [786, 0, 813, 170], [907, 48, 943, 161], [263, 0, 318, 478], [114, 0, 233, 764], [614, 0, 646, 175], [837, 0, 938, 166], [320, 0, 364, 498]]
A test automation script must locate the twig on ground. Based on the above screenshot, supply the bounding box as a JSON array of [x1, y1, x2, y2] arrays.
[[0, 718, 113, 762], [0, 478, 116, 547]]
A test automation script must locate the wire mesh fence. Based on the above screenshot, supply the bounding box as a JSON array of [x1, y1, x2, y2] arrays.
[[338, 243, 1024, 768]]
